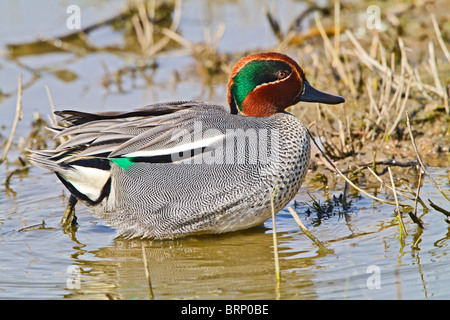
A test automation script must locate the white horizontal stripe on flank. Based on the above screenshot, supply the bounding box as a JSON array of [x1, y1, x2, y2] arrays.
[[123, 134, 226, 158]]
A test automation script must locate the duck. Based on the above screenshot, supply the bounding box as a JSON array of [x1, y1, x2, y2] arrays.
[[29, 52, 344, 239]]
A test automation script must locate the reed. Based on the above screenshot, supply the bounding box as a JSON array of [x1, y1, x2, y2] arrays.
[[388, 167, 407, 239], [271, 184, 281, 284], [406, 112, 450, 202], [1, 74, 22, 165], [287, 207, 334, 255], [141, 244, 154, 300]]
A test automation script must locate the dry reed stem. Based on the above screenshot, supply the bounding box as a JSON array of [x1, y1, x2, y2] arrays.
[[388, 167, 407, 238], [271, 184, 281, 283], [141, 244, 154, 300], [413, 67, 433, 101], [147, 0, 155, 46], [44, 85, 57, 126], [308, 130, 399, 206], [314, 11, 349, 87], [387, 80, 411, 139], [135, 0, 182, 57], [45, 85, 67, 145], [405, 112, 450, 202], [1, 74, 22, 165], [384, 38, 413, 138], [427, 41, 449, 113], [399, 179, 427, 211], [366, 167, 416, 203], [204, 23, 226, 51], [334, 0, 340, 55], [346, 30, 445, 101], [366, 79, 381, 120], [346, 30, 391, 78], [162, 22, 226, 63], [161, 28, 193, 49], [413, 170, 423, 217], [287, 207, 334, 254], [131, 0, 155, 53], [342, 51, 356, 97], [430, 14, 450, 64]]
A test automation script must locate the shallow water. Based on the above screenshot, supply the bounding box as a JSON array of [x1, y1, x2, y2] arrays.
[[1, 165, 449, 299], [1, 0, 450, 300]]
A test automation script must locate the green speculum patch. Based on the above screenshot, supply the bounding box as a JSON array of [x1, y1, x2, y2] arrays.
[[110, 157, 135, 171], [230, 59, 292, 112]]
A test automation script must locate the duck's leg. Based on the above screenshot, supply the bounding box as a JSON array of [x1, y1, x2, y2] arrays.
[[61, 194, 78, 228]]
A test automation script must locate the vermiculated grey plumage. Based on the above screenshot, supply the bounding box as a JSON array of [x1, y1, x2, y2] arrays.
[[29, 101, 310, 239]]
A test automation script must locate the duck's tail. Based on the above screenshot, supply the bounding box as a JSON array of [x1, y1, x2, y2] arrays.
[[28, 149, 112, 206]]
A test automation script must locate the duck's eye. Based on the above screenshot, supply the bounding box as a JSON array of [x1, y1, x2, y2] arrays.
[[276, 70, 289, 79]]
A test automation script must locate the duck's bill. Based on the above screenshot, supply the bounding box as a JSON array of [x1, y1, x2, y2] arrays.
[[296, 80, 345, 105]]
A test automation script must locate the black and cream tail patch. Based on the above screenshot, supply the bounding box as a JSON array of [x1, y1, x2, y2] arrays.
[[57, 161, 112, 206]]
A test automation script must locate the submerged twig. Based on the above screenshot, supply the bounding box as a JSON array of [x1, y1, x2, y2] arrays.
[[1, 74, 23, 165], [287, 207, 334, 254], [428, 199, 450, 222], [5, 165, 32, 192], [18, 220, 55, 232]]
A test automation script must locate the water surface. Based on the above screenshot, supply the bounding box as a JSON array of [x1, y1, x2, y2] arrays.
[[1, 0, 449, 300]]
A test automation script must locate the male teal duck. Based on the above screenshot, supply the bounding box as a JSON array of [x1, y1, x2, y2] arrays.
[[30, 52, 344, 239]]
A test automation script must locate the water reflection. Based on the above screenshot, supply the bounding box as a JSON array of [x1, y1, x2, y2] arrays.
[[65, 227, 319, 299]]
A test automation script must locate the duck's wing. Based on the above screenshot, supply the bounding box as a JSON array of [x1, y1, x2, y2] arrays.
[[28, 100, 229, 204], [32, 100, 227, 162]]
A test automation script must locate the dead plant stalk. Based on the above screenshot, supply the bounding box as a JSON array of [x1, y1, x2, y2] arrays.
[[388, 167, 407, 238], [308, 130, 401, 207], [1, 74, 23, 165], [287, 207, 334, 254], [405, 112, 450, 202], [271, 184, 281, 284]]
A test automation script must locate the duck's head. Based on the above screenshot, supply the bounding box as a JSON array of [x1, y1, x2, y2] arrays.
[[227, 52, 345, 117]]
